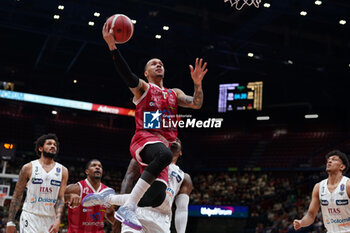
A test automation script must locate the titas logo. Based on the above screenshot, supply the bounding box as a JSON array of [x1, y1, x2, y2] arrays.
[[328, 208, 340, 214], [40, 187, 53, 193]]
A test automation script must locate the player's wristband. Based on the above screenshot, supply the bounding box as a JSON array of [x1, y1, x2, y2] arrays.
[[6, 221, 16, 227]]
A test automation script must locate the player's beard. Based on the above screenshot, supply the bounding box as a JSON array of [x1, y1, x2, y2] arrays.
[[94, 172, 102, 180], [43, 151, 57, 159]]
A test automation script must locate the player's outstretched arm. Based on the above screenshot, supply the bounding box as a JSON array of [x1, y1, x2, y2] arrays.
[[48, 166, 68, 233], [293, 183, 320, 230], [64, 183, 81, 208], [6, 163, 31, 233], [121, 159, 141, 194], [173, 58, 207, 109], [174, 173, 193, 233], [102, 23, 148, 99]]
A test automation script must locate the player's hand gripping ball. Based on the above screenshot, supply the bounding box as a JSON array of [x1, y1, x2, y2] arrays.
[[106, 14, 134, 44]]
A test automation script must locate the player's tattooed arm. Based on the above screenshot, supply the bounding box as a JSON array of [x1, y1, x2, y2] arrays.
[[56, 166, 69, 220], [7, 163, 31, 222], [173, 87, 203, 109], [173, 57, 207, 109], [121, 159, 140, 194], [55, 197, 65, 219]]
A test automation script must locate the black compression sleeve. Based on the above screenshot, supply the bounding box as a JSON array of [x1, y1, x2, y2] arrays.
[[111, 49, 139, 88]]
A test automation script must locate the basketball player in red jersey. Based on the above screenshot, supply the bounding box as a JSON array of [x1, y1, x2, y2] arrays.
[[82, 23, 207, 230], [65, 159, 118, 232]]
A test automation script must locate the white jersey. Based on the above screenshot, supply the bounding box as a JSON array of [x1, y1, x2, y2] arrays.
[[137, 163, 185, 217], [122, 163, 185, 233], [22, 159, 63, 217], [319, 176, 350, 233], [155, 163, 185, 216]]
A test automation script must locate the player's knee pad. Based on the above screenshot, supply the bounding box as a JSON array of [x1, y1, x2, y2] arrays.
[[138, 181, 166, 207], [145, 146, 173, 177]]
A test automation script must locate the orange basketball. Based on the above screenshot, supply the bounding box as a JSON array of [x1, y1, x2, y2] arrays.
[[106, 14, 134, 44]]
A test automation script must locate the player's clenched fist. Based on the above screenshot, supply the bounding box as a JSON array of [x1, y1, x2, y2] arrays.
[[293, 219, 302, 230]]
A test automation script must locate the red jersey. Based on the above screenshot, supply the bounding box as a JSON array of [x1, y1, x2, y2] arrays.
[[130, 83, 178, 183], [67, 179, 108, 233], [133, 83, 178, 142]]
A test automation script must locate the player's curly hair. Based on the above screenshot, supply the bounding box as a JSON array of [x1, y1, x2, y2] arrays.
[[325, 150, 349, 174], [34, 133, 59, 156]]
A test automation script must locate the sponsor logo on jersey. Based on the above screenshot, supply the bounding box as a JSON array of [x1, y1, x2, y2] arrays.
[[321, 200, 329, 206], [29, 195, 37, 204], [336, 200, 349, 205], [50, 179, 61, 186], [82, 222, 104, 227], [82, 208, 93, 213], [166, 187, 175, 198], [171, 171, 182, 183], [90, 213, 101, 221], [32, 178, 43, 184], [341, 184, 345, 191], [38, 197, 57, 205], [149, 101, 155, 107], [328, 208, 341, 214], [56, 167, 61, 173], [327, 217, 350, 224], [40, 187, 53, 193]]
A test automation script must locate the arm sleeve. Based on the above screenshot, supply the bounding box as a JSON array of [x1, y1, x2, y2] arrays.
[[111, 49, 139, 88], [174, 193, 190, 233]]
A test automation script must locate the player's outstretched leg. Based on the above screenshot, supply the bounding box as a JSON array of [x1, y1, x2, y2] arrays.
[[81, 188, 116, 207]]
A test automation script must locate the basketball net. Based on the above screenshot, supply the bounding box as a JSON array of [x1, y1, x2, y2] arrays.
[[0, 193, 6, 207], [224, 0, 261, 10]]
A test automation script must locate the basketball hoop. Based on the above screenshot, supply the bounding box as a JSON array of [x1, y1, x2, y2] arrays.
[[224, 0, 261, 10]]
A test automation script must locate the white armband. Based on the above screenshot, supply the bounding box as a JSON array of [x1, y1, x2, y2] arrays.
[[6, 221, 16, 227]]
